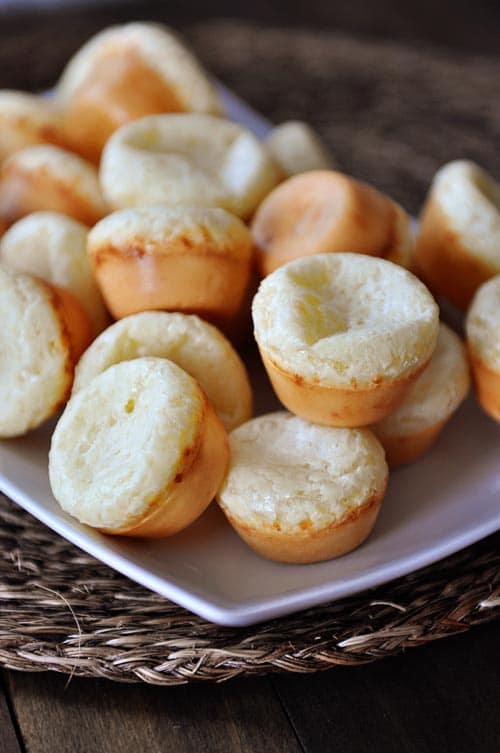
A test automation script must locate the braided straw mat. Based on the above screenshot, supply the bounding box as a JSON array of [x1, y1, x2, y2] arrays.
[[0, 21, 499, 684]]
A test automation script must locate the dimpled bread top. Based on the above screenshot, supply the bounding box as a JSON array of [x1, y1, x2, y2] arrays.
[[374, 323, 470, 436], [217, 412, 387, 534], [57, 22, 222, 115], [0, 265, 70, 437], [49, 358, 205, 531], [72, 311, 252, 430], [0, 211, 107, 334], [99, 113, 278, 218], [253, 253, 439, 388], [466, 275, 500, 370], [88, 205, 253, 263], [428, 160, 500, 268]]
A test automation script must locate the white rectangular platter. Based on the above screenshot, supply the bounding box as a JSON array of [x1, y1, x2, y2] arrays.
[[1, 86, 499, 626]]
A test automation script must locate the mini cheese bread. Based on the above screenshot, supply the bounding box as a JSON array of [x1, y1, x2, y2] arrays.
[[87, 205, 254, 331], [72, 311, 252, 430], [217, 412, 388, 563], [57, 22, 223, 163], [251, 170, 413, 276], [0, 211, 108, 335], [0, 145, 107, 228], [0, 265, 92, 437], [264, 121, 334, 177], [415, 160, 500, 310], [0, 91, 66, 164], [252, 253, 439, 427], [49, 357, 229, 537], [99, 113, 279, 219], [466, 275, 500, 421], [373, 323, 470, 467]]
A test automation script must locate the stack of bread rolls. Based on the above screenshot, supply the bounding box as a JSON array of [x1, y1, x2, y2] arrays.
[[0, 22, 496, 567]]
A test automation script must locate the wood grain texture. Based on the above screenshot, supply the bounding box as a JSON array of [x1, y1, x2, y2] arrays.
[[6, 673, 302, 753], [0, 676, 21, 753], [273, 621, 500, 753]]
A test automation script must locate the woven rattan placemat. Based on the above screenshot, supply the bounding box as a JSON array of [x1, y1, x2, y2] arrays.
[[0, 21, 499, 684]]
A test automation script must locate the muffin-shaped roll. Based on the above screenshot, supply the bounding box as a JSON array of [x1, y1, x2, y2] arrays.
[[252, 170, 413, 276], [217, 412, 388, 563], [49, 357, 229, 537], [0, 91, 66, 164], [373, 323, 470, 467], [0, 145, 107, 228], [100, 114, 279, 219], [466, 275, 500, 421], [0, 265, 92, 437], [415, 160, 500, 310], [88, 206, 254, 330], [57, 23, 223, 163], [0, 211, 108, 336], [252, 253, 439, 427], [72, 311, 252, 430], [264, 121, 335, 178]]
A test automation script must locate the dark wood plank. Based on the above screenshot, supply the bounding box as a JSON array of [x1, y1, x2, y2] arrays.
[[7, 673, 302, 753], [0, 673, 22, 753], [273, 622, 500, 753]]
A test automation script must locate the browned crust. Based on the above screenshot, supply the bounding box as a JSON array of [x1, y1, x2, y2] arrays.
[[100, 394, 230, 538], [376, 419, 448, 469], [0, 160, 105, 228], [468, 346, 500, 422], [42, 282, 93, 417], [89, 247, 253, 332], [259, 349, 430, 427], [414, 199, 497, 310], [221, 482, 387, 564]]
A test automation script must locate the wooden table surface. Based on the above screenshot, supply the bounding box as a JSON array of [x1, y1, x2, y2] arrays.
[[1, 2, 499, 751]]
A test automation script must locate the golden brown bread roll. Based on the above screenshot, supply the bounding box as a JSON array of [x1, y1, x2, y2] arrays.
[[373, 323, 470, 467], [252, 253, 439, 427], [87, 205, 254, 334], [466, 274, 500, 421], [57, 22, 223, 163], [72, 311, 252, 431], [217, 412, 388, 563], [0, 211, 108, 336], [49, 357, 229, 537], [99, 113, 279, 220], [252, 170, 413, 276], [414, 160, 500, 310], [0, 145, 107, 228], [0, 265, 92, 437]]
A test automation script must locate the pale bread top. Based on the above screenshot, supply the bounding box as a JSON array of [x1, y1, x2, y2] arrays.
[[57, 22, 222, 116], [0, 211, 108, 335], [49, 357, 205, 531], [466, 274, 500, 370], [87, 205, 253, 263], [217, 412, 387, 534], [72, 311, 252, 430], [374, 323, 470, 436], [253, 253, 439, 387], [99, 113, 279, 219]]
